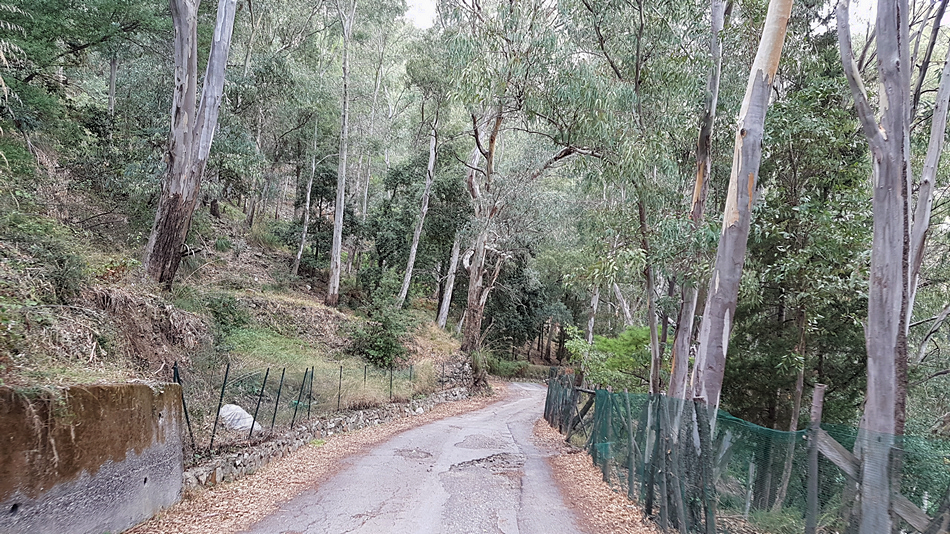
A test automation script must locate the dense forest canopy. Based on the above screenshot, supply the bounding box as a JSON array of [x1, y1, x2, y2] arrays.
[[5, 0, 950, 514]]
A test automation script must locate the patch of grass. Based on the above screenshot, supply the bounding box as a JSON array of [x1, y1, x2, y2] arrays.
[[309, 438, 326, 446], [225, 327, 319, 368], [214, 237, 233, 252], [488, 356, 528, 378]]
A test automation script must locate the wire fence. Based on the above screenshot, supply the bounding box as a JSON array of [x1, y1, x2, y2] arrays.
[[173, 359, 454, 456], [544, 369, 950, 533]]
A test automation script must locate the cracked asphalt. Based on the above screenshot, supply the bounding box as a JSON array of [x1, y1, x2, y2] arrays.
[[240, 382, 587, 534]]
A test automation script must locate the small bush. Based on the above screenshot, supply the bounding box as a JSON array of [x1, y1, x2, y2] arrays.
[[205, 293, 250, 333], [349, 309, 408, 368], [0, 212, 86, 303], [214, 237, 232, 252]]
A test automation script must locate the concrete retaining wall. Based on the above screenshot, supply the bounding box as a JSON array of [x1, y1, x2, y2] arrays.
[[0, 383, 183, 534]]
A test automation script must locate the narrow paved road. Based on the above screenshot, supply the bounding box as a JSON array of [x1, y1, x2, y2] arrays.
[[241, 382, 586, 534]]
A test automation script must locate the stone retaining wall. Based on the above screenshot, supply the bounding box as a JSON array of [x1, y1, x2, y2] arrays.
[[184, 386, 470, 489]]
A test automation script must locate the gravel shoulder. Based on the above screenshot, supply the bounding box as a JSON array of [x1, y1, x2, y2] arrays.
[[533, 418, 660, 534]]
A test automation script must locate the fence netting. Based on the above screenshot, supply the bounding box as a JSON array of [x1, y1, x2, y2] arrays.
[[544, 370, 950, 533]]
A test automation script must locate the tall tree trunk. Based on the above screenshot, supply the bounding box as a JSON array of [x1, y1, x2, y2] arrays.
[[668, 0, 728, 400], [836, 0, 950, 528], [691, 0, 793, 417], [292, 122, 319, 276], [108, 56, 117, 117], [641, 196, 662, 395], [461, 223, 492, 352], [586, 285, 600, 344], [437, 231, 461, 328], [326, 0, 357, 307], [143, 0, 237, 287], [613, 282, 634, 326], [397, 122, 437, 307]]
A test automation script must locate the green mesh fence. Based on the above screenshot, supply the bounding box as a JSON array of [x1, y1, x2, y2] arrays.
[[543, 371, 950, 533]]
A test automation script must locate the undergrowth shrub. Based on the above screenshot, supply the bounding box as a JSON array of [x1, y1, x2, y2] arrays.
[[487, 356, 528, 378], [0, 212, 86, 303], [347, 269, 409, 368]]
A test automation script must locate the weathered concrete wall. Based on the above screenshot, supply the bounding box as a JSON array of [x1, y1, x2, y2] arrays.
[[0, 383, 183, 534]]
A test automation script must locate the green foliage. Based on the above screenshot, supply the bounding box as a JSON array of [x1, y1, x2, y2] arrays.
[[214, 237, 232, 252], [565, 325, 650, 391], [487, 355, 528, 378], [0, 211, 85, 304], [204, 293, 250, 333], [347, 270, 409, 368]]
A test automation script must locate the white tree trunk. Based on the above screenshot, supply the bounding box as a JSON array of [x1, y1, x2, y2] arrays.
[[437, 231, 462, 328], [668, 0, 727, 400], [612, 282, 634, 326], [692, 0, 792, 418], [586, 285, 600, 344], [397, 123, 437, 307], [143, 0, 237, 286], [292, 122, 319, 276], [326, 0, 357, 307]]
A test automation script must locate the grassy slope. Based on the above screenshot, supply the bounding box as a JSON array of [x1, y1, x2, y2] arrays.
[[0, 138, 463, 413]]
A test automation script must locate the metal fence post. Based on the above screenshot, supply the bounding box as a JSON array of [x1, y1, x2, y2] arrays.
[[173, 361, 196, 451], [291, 368, 309, 429], [249, 367, 270, 441], [209, 361, 230, 451], [307, 365, 314, 421], [337, 365, 343, 411], [390, 366, 394, 401], [271, 367, 286, 432]]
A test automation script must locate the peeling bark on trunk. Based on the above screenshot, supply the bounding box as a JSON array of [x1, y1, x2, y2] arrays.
[[692, 0, 792, 418], [143, 0, 237, 287], [668, 0, 728, 400], [835, 0, 950, 528]]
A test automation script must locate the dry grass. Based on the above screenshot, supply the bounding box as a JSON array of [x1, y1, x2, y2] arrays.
[[533, 418, 660, 534], [128, 383, 506, 534]]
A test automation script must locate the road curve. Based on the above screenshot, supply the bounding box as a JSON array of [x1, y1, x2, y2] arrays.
[[241, 382, 587, 534]]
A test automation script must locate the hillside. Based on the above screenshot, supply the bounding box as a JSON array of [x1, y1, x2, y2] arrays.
[[0, 140, 466, 417]]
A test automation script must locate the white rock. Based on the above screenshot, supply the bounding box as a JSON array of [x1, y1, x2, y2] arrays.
[[219, 404, 262, 432], [415, 407, 424, 415]]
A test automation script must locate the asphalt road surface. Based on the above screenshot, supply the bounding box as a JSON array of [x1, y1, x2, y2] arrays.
[[241, 382, 587, 534]]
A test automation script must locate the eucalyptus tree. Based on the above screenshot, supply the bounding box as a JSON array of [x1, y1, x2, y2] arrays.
[[440, 0, 599, 353], [668, 0, 730, 400], [837, 0, 950, 529], [395, 36, 453, 308], [561, 0, 711, 392], [142, 0, 237, 286], [325, 0, 358, 307], [690, 0, 793, 418]]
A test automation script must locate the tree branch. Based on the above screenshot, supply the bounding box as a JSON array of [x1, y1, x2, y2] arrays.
[[837, 0, 885, 153]]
